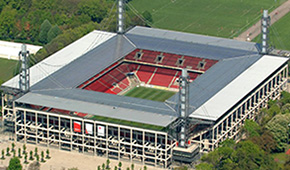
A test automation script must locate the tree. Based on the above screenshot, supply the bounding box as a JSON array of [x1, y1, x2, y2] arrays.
[[46, 149, 50, 159], [36, 154, 39, 165], [24, 153, 28, 164], [18, 148, 21, 158], [7, 157, 22, 170], [6, 147, 10, 156], [47, 25, 62, 43], [142, 10, 153, 26], [0, 6, 17, 39], [41, 151, 45, 162], [106, 159, 110, 169], [118, 162, 122, 170], [77, 0, 108, 23], [114, 166, 117, 170], [34, 147, 38, 157], [266, 113, 290, 152], [11, 143, 15, 152], [29, 150, 34, 160], [98, 166, 101, 170], [143, 166, 147, 170], [1, 149, 5, 159], [195, 163, 213, 170], [23, 144, 26, 154], [102, 163, 105, 170], [243, 119, 262, 137], [39, 19, 52, 44], [131, 164, 134, 170]]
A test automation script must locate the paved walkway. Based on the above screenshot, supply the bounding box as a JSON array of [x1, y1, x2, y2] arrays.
[[235, 0, 290, 41]]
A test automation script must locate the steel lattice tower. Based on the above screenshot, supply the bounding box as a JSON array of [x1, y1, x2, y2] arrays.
[[178, 68, 190, 148], [261, 10, 270, 55], [117, 0, 124, 34], [19, 44, 30, 92]]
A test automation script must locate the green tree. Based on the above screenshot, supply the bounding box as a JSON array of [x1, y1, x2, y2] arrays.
[[106, 159, 110, 169], [24, 153, 28, 164], [23, 144, 26, 154], [77, 0, 108, 23], [34, 147, 38, 157], [36, 154, 39, 165], [98, 166, 101, 170], [7, 157, 22, 170], [11, 143, 15, 152], [118, 162, 122, 170], [18, 148, 21, 158], [195, 163, 213, 170], [46, 149, 50, 159], [6, 147, 10, 156], [102, 163, 105, 170], [243, 119, 262, 137], [131, 164, 134, 170], [266, 113, 290, 152], [142, 10, 153, 25], [47, 25, 62, 43], [39, 19, 52, 44], [1, 149, 5, 159], [0, 6, 17, 39], [29, 150, 33, 160], [41, 151, 45, 162]]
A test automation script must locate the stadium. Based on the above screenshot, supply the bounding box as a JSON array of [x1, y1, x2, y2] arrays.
[[0, 5, 289, 168]]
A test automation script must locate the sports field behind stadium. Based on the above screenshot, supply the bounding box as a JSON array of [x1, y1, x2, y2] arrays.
[[129, 0, 286, 38], [124, 87, 176, 102]]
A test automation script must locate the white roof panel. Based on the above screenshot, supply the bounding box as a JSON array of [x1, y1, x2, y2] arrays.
[[2, 30, 116, 89], [0, 40, 42, 60], [190, 55, 288, 121]]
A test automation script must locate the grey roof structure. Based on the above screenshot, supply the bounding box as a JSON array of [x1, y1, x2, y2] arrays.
[[16, 89, 177, 127], [5, 26, 287, 127]]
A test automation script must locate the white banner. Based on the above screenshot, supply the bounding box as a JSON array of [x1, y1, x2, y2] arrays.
[[85, 123, 93, 135], [97, 125, 105, 137]]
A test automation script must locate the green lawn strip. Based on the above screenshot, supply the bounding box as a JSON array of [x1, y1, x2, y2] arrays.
[[0, 58, 18, 83], [130, 0, 286, 38], [91, 115, 166, 131]]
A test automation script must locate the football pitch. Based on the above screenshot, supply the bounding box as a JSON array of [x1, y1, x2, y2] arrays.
[[124, 86, 176, 102], [129, 0, 286, 38]]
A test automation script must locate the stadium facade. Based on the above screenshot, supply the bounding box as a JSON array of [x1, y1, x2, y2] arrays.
[[1, 25, 288, 168]]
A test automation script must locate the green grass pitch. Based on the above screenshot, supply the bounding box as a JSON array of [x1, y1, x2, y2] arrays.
[[124, 86, 176, 102], [129, 0, 286, 38]]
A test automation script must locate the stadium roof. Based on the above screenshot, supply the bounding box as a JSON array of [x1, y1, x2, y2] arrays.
[[16, 89, 177, 127], [3, 26, 288, 127], [2, 30, 115, 89], [188, 55, 288, 121]]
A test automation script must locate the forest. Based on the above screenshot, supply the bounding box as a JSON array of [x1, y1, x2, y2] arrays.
[[0, 0, 151, 62]]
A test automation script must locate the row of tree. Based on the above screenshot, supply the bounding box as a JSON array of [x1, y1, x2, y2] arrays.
[[196, 91, 290, 170]]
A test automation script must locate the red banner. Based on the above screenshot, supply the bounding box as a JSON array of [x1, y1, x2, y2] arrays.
[[74, 121, 81, 133]]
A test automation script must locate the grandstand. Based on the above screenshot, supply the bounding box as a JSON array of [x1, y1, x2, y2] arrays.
[[1, 25, 288, 168]]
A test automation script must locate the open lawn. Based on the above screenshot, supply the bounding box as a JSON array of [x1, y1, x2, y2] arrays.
[[129, 0, 286, 38], [124, 86, 175, 102], [268, 11, 290, 51], [0, 58, 18, 84], [253, 11, 290, 51]]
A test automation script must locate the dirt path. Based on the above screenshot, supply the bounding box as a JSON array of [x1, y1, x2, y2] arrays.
[[235, 0, 290, 41]]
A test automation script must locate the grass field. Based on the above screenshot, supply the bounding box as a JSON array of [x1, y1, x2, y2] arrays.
[[129, 0, 286, 38], [124, 86, 176, 102], [0, 58, 18, 84], [263, 12, 290, 51]]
